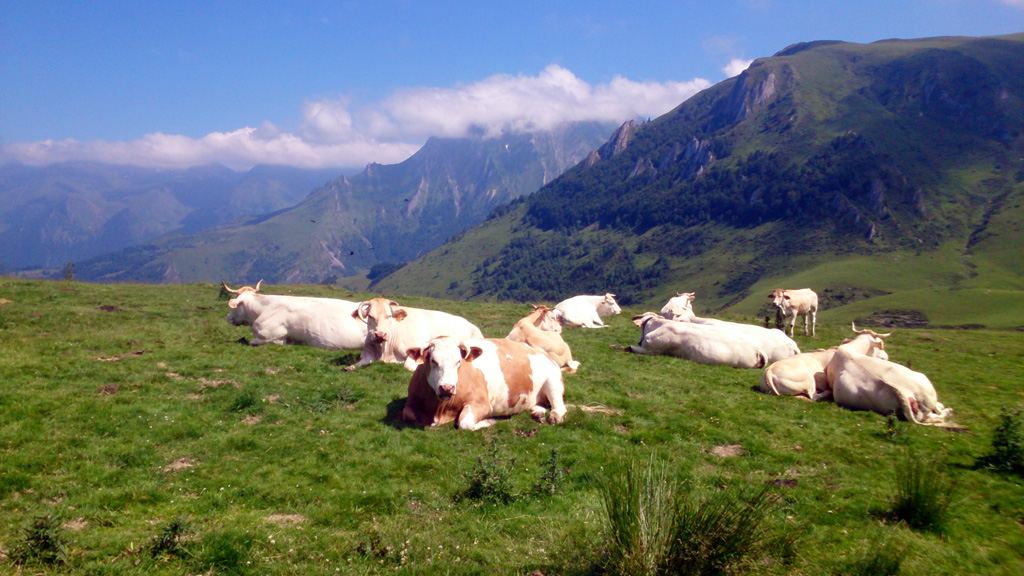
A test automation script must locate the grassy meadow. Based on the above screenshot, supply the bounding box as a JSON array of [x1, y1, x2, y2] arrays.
[[1, 278, 1023, 575]]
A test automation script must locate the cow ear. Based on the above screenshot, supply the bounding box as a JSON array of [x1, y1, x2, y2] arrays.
[[353, 302, 370, 322], [228, 298, 240, 309], [464, 346, 484, 362], [393, 308, 408, 322], [783, 295, 791, 300], [406, 347, 425, 364]]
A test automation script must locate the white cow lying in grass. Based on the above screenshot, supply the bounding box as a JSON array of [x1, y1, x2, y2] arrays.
[[663, 293, 799, 363], [553, 293, 621, 328], [223, 280, 366, 349], [760, 325, 889, 400], [627, 313, 768, 369], [825, 325, 952, 424]]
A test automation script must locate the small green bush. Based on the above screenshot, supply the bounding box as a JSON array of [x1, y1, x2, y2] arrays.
[[460, 442, 517, 505], [10, 514, 69, 567], [150, 516, 194, 560], [980, 408, 1024, 474], [837, 531, 908, 576], [890, 450, 958, 534], [531, 448, 567, 497]]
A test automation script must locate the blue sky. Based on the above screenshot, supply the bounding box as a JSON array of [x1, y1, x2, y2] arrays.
[[2, 0, 1023, 171]]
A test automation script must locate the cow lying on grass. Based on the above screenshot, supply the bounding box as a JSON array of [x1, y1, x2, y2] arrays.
[[345, 297, 483, 371], [554, 293, 621, 328], [507, 305, 579, 373], [400, 337, 567, 430], [223, 280, 366, 349], [627, 313, 768, 369], [760, 325, 889, 400]]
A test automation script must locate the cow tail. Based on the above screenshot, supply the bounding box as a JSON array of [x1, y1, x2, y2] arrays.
[[762, 363, 781, 396], [755, 349, 768, 370], [890, 385, 922, 424]]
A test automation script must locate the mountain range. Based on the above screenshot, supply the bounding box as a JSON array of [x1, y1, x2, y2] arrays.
[[66, 122, 612, 284], [375, 33, 1024, 327], [0, 162, 339, 271]]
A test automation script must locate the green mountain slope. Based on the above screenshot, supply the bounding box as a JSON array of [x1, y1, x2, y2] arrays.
[[378, 34, 1024, 328], [72, 123, 612, 284]]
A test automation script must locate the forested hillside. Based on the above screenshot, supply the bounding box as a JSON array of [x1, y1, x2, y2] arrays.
[[379, 33, 1024, 325]]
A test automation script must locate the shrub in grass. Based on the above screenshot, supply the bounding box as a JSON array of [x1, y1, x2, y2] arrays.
[[10, 514, 69, 567], [149, 516, 194, 560], [531, 448, 568, 497], [978, 408, 1024, 474], [198, 528, 255, 575], [889, 450, 958, 534], [881, 415, 908, 444], [460, 441, 516, 505], [228, 390, 261, 414], [601, 458, 676, 576]]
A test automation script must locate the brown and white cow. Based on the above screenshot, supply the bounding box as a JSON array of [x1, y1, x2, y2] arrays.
[[626, 313, 768, 369], [223, 281, 367, 349], [345, 297, 484, 371], [825, 326, 952, 424], [760, 325, 890, 400], [400, 337, 567, 430], [507, 305, 579, 373], [769, 288, 819, 337]]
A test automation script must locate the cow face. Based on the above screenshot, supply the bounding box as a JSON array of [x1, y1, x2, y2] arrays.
[[225, 291, 255, 326], [407, 337, 483, 400], [769, 289, 787, 309], [660, 292, 695, 320], [353, 298, 407, 344], [599, 293, 622, 316]]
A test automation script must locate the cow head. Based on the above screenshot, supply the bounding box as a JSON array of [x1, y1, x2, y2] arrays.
[[407, 337, 483, 400], [528, 304, 562, 334], [598, 293, 622, 316], [850, 322, 892, 359], [660, 292, 696, 320], [222, 280, 263, 326], [768, 288, 788, 308], [352, 298, 407, 345]]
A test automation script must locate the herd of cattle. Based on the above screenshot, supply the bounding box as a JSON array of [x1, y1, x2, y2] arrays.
[[221, 282, 952, 430]]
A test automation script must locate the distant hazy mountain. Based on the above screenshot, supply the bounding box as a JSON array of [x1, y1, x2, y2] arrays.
[[71, 122, 614, 283], [0, 162, 340, 272], [376, 33, 1024, 319]]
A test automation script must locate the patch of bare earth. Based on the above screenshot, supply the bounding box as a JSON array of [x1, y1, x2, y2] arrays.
[[63, 519, 88, 531], [265, 394, 281, 403], [161, 457, 197, 473], [265, 514, 305, 527], [0, 298, 11, 305], [708, 444, 745, 458], [199, 378, 242, 390], [241, 415, 263, 425], [98, 384, 120, 395]]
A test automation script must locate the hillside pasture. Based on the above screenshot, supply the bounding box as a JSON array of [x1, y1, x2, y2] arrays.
[[1, 279, 1023, 575]]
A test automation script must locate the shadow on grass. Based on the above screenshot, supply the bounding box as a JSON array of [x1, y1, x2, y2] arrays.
[[381, 397, 420, 431], [329, 352, 362, 366]]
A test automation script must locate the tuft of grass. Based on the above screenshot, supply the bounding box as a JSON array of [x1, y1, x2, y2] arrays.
[[228, 390, 261, 414], [889, 450, 958, 534], [881, 414, 909, 444], [837, 531, 908, 576], [666, 484, 793, 576], [10, 514, 69, 567], [197, 528, 255, 576], [601, 458, 676, 576]]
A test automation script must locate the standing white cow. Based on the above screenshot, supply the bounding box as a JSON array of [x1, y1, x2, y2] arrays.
[[660, 292, 696, 320], [223, 281, 367, 349], [825, 326, 952, 424], [345, 297, 483, 371], [553, 293, 622, 328], [769, 288, 819, 337], [626, 313, 768, 369], [401, 337, 567, 430], [760, 326, 890, 400]]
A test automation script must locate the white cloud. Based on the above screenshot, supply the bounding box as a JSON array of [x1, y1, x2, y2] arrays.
[[999, 0, 1024, 8], [1, 65, 710, 170], [723, 58, 754, 78]]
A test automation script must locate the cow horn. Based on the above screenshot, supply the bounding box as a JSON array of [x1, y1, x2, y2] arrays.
[[221, 281, 241, 295], [255, 279, 263, 292]]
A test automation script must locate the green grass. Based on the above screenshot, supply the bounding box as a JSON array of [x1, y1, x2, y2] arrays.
[[1, 278, 1024, 574]]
